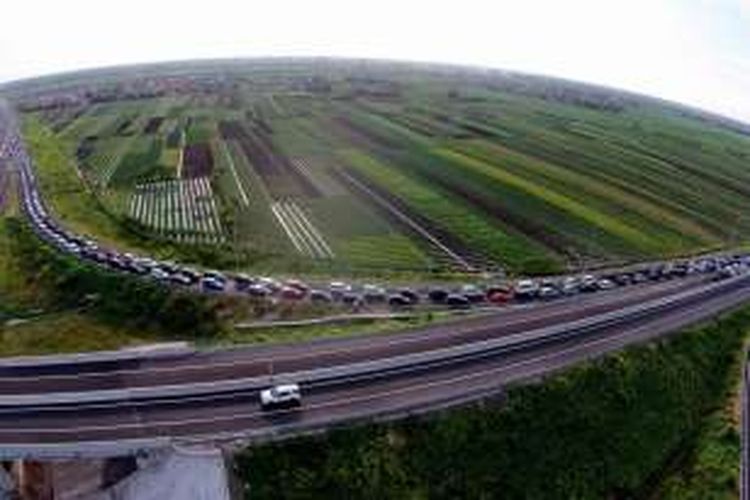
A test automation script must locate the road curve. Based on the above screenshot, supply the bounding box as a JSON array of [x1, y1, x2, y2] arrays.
[[0, 271, 748, 458], [3, 102, 750, 459]]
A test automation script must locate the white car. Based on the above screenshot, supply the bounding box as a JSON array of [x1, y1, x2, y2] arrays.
[[260, 383, 302, 410], [514, 279, 539, 299]]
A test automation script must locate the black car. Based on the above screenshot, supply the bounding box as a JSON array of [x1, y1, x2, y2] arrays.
[[670, 263, 688, 277], [646, 266, 664, 281], [399, 288, 420, 304], [388, 294, 411, 307], [446, 294, 471, 309], [612, 273, 632, 286], [123, 261, 148, 275], [463, 290, 486, 303], [342, 293, 363, 306], [310, 289, 333, 303], [247, 284, 271, 297], [169, 273, 193, 286], [233, 274, 254, 291], [428, 288, 449, 304]]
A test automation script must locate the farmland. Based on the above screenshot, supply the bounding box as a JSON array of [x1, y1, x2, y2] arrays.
[[14, 59, 750, 276], [129, 177, 225, 244]]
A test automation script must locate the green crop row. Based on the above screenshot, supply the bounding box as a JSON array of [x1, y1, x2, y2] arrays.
[[339, 148, 560, 274]]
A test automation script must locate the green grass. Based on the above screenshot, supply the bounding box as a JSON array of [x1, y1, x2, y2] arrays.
[[1, 312, 159, 356], [0, 207, 162, 354], [21, 116, 145, 252], [339, 148, 560, 273], [223, 311, 452, 346], [452, 138, 716, 246], [233, 305, 750, 500], [109, 136, 166, 187], [435, 148, 663, 252]]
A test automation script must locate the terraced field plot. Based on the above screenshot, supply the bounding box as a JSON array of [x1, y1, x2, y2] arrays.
[[129, 176, 225, 244], [21, 60, 750, 275]]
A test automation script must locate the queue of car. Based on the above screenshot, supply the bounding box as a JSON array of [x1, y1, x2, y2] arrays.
[[13, 135, 750, 316], [9, 117, 750, 414]]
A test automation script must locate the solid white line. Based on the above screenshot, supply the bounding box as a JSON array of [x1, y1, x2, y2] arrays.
[[0, 318, 678, 436]]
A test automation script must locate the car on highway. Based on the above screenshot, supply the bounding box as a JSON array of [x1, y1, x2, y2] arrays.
[[514, 279, 539, 300], [579, 275, 599, 293], [329, 281, 352, 299], [280, 286, 305, 300], [612, 273, 632, 286], [257, 276, 281, 293], [203, 270, 226, 283], [310, 289, 333, 303], [169, 273, 193, 286], [285, 279, 309, 293], [561, 277, 580, 295], [398, 288, 420, 304], [233, 273, 254, 291], [201, 276, 226, 292], [486, 285, 514, 304], [260, 383, 302, 410], [539, 285, 562, 300], [363, 284, 387, 303], [151, 268, 171, 281], [247, 284, 271, 297], [428, 288, 449, 304], [460, 284, 485, 303], [446, 293, 471, 309], [342, 293, 364, 306], [388, 294, 411, 308], [596, 278, 616, 291]]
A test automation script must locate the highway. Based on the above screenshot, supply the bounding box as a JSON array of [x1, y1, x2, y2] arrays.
[[3, 101, 750, 459], [0, 271, 747, 458]]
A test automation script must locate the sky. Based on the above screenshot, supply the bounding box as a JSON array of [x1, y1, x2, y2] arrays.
[[2, 0, 750, 121]]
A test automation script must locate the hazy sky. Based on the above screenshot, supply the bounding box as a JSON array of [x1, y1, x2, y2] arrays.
[[3, 0, 750, 121]]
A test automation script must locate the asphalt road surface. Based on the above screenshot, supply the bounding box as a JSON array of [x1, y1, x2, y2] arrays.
[[0, 271, 748, 458]]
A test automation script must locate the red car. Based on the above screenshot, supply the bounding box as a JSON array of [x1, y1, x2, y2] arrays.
[[487, 287, 514, 304], [280, 286, 306, 300]]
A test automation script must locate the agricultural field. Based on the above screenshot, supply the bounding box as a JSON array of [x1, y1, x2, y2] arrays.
[[129, 176, 225, 244], [18, 60, 750, 276]]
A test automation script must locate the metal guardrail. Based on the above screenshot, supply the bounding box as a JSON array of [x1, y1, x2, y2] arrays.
[[2, 272, 747, 408], [0, 343, 194, 369]]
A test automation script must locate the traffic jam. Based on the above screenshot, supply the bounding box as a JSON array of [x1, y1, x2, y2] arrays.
[[6, 114, 750, 313]]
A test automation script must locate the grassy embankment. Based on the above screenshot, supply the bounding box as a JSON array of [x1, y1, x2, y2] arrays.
[[234, 307, 750, 499], [0, 213, 222, 353], [0, 213, 158, 355], [21, 115, 255, 270]]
